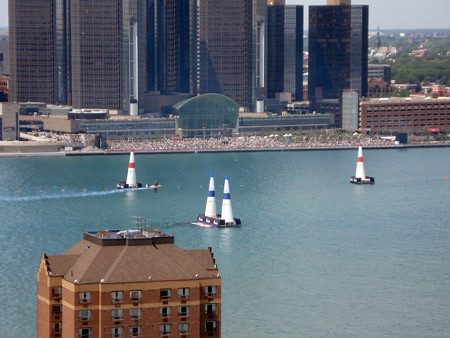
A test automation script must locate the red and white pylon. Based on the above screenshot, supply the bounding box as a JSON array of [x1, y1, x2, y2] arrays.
[[126, 149, 138, 188], [355, 144, 366, 180]]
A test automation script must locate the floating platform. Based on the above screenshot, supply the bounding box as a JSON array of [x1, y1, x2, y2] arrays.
[[117, 182, 143, 189], [350, 176, 375, 184], [191, 214, 241, 228]]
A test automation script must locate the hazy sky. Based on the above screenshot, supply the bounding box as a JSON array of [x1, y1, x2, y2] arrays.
[[0, 0, 449, 30]]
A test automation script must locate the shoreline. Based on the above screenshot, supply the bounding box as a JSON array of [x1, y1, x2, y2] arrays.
[[1, 142, 450, 158]]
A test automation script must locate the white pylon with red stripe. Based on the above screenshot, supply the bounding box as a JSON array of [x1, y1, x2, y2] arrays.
[[355, 144, 366, 180], [204, 174, 217, 218], [126, 149, 137, 187], [221, 176, 235, 224]]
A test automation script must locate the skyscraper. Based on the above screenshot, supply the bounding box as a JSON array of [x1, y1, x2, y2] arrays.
[[8, 0, 58, 104], [266, 3, 303, 100], [9, 0, 148, 114], [147, 0, 191, 94], [195, 0, 253, 110], [308, 1, 368, 110]]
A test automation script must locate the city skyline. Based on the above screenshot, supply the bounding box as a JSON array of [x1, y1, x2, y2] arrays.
[[1, 0, 450, 30]]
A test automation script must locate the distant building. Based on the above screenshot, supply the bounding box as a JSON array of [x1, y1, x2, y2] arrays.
[[0, 76, 8, 102], [342, 89, 359, 131], [360, 97, 450, 132], [9, 0, 148, 114], [0, 39, 9, 75], [147, 0, 191, 94], [195, 0, 253, 110], [0, 103, 19, 140], [9, 0, 56, 104], [368, 64, 392, 98], [266, 4, 303, 100], [308, 1, 368, 111], [37, 229, 221, 338]]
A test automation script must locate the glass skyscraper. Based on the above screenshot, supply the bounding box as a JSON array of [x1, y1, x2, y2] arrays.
[[308, 3, 368, 110], [267, 4, 303, 100], [195, 0, 253, 110]]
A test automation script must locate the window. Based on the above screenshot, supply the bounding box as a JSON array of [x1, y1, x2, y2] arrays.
[[52, 304, 62, 315], [160, 307, 171, 317], [178, 305, 189, 317], [178, 323, 189, 334], [112, 291, 123, 302], [129, 308, 142, 319], [111, 309, 123, 320], [130, 290, 142, 301], [205, 303, 216, 314], [79, 328, 91, 338], [177, 288, 189, 299], [205, 286, 216, 297], [129, 326, 141, 337], [52, 287, 62, 298], [160, 289, 171, 299], [205, 321, 217, 332], [111, 327, 123, 337], [79, 310, 91, 321], [159, 324, 171, 335], [79, 292, 91, 303], [52, 322, 61, 332]]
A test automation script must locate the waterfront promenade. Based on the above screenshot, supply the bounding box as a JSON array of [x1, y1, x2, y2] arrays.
[[1, 134, 450, 157]]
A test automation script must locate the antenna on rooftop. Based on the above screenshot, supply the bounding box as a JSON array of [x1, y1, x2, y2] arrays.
[[132, 216, 148, 232]]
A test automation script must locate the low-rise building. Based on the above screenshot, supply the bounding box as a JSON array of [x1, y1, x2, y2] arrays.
[[37, 229, 221, 338], [360, 97, 450, 132]]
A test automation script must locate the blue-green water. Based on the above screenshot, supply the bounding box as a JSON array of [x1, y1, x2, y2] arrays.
[[1, 148, 450, 337]]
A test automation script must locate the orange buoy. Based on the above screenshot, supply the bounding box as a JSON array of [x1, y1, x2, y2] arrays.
[[177, 186, 180, 189], [61, 189, 65, 192], [105, 188, 108, 191], [240, 184, 244, 187], [17, 190, 20, 193], [295, 183, 298, 186], [220, 185, 223, 188], [83, 188, 87, 191], [445, 177, 449, 180], [39, 190, 43, 193], [275, 183, 279, 187], [258, 184, 261, 187], [200, 185, 202, 188]]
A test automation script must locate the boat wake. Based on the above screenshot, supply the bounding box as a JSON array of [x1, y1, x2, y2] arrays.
[[0, 186, 157, 202]]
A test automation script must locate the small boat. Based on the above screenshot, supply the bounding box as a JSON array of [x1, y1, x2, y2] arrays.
[[117, 149, 159, 190], [350, 144, 375, 184], [192, 175, 241, 227]]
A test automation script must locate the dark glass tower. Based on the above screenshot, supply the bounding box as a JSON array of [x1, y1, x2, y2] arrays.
[[308, 4, 368, 108], [9, 0, 57, 103], [195, 0, 253, 110], [267, 4, 303, 100], [147, 0, 191, 94], [9, 0, 147, 114]]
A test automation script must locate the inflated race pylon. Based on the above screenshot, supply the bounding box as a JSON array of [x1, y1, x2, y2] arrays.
[[126, 149, 138, 188], [221, 176, 235, 225], [355, 144, 366, 180], [204, 174, 217, 218]]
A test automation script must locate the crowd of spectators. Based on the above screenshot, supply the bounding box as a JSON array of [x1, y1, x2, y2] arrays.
[[106, 135, 397, 152]]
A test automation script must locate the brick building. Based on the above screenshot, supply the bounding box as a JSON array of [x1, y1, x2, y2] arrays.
[[360, 97, 450, 132], [37, 229, 221, 338]]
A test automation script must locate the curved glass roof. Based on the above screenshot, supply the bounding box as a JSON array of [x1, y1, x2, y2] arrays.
[[172, 94, 239, 135]]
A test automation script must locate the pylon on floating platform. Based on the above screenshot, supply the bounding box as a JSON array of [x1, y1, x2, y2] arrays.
[[350, 144, 375, 184]]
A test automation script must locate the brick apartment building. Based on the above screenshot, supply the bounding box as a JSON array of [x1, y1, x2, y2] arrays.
[[360, 97, 450, 132], [37, 229, 221, 338]]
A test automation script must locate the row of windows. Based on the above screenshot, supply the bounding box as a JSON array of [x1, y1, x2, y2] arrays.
[[53, 287, 217, 303], [78, 322, 216, 337], [78, 304, 216, 321]]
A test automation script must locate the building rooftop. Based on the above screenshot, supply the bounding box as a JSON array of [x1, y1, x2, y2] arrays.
[[44, 229, 219, 284], [362, 97, 450, 104]]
